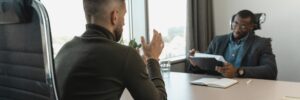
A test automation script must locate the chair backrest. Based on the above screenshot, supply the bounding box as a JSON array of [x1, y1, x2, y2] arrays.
[[0, 0, 57, 100]]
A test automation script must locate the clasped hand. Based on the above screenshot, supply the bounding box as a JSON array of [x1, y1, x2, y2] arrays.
[[215, 62, 237, 78]]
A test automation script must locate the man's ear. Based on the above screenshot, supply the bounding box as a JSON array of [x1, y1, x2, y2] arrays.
[[111, 10, 119, 26]]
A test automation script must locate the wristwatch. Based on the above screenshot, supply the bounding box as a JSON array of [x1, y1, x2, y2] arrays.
[[237, 68, 245, 77]]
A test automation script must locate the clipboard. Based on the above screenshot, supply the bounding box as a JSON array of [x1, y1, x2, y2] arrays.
[[190, 57, 224, 70]]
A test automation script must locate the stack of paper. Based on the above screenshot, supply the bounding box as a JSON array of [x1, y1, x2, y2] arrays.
[[193, 53, 226, 63], [190, 53, 226, 70]]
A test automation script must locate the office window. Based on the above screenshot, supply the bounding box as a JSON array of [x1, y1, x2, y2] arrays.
[[148, 0, 187, 59], [43, 0, 131, 55]]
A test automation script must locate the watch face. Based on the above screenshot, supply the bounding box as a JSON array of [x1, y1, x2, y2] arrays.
[[239, 69, 244, 75]]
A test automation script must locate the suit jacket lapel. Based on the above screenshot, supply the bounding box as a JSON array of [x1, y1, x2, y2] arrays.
[[217, 34, 230, 55], [240, 33, 255, 64]]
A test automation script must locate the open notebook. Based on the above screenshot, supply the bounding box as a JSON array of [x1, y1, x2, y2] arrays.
[[190, 78, 238, 89]]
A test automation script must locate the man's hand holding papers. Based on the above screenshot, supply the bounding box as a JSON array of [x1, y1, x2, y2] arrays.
[[189, 53, 226, 71], [188, 51, 240, 78]]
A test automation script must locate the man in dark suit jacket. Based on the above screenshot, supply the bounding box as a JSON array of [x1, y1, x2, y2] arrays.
[[55, 0, 166, 100], [189, 10, 277, 80]]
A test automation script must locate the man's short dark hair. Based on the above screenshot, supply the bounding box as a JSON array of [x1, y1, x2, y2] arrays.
[[83, 0, 125, 21], [235, 9, 256, 24]]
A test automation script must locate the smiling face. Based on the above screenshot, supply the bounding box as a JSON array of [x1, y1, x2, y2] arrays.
[[232, 15, 255, 40]]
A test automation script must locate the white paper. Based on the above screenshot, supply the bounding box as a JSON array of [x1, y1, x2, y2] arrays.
[[193, 53, 227, 63]]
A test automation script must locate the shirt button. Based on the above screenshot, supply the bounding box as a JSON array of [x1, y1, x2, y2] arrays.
[[232, 54, 235, 57]]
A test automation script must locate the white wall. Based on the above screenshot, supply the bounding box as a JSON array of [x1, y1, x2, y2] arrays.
[[213, 0, 300, 82]]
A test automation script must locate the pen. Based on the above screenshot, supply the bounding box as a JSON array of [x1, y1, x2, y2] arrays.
[[246, 79, 252, 85], [285, 96, 300, 99]]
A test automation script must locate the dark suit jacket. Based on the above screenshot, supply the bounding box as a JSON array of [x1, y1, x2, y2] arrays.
[[189, 33, 277, 80], [55, 24, 167, 100]]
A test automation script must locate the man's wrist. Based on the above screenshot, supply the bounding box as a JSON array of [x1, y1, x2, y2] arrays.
[[236, 67, 245, 77], [146, 56, 159, 61]]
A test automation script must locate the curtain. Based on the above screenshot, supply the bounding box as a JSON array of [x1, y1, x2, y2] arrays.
[[186, 0, 215, 53]]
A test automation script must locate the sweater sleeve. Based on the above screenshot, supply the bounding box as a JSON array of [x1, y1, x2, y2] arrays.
[[123, 48, 167, 100]]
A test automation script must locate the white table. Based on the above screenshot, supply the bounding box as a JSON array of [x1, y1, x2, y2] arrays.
[[121, 72, 300, 100]]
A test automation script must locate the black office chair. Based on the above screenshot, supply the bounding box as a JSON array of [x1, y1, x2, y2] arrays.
[[230, 13, 266, 30], [0, 0, 58, 100]]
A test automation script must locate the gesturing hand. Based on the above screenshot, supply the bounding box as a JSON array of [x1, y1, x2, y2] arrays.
[[141, 29, 164, 61], [188, 49, 197, 66]]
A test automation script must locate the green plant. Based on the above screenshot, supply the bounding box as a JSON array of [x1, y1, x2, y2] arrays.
[[129, 39, 142, 49]]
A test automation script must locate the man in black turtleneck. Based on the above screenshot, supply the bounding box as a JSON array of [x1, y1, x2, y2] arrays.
[[55, 0, 167, 100]]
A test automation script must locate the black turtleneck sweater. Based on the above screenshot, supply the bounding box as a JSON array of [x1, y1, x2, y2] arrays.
[[55, 24, 167, 100]]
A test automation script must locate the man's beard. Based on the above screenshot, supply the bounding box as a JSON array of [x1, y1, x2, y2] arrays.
[[113, 25, 123, 42], [233, 31, 248, 40]]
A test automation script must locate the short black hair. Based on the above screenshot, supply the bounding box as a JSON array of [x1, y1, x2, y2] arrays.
[[235, 9, 256, 24], [83, 0, 125, 21]]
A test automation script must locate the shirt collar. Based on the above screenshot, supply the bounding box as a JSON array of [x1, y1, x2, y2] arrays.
[[83, 24, 116, 41], [230, 32, 250, 44]]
